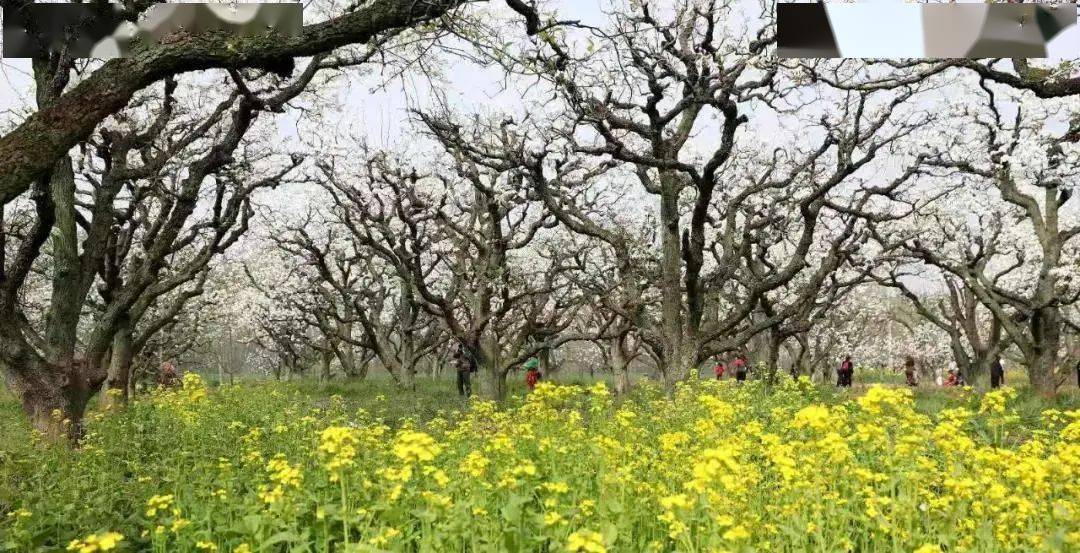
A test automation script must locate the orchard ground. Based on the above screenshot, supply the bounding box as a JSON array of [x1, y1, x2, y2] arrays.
[[1, 369, 1079, 552]]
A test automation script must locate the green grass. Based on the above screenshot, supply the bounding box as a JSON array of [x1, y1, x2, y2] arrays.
[[3, 369, 1077, 441], [0, 386, 32, 465], [1, 369, 1075, 481]]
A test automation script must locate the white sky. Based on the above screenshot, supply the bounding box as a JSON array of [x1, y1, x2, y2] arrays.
[[1041, 14, 1079, 55], [1, 1, 1076, 144], [824, 3, 1080, 58], [0, 1, 608, 130]]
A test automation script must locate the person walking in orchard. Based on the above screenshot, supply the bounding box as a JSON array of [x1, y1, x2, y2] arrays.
[[524, 357, 542, 391], [713, 358, 726, 381], [733, 354, 748, 382], [454, 343, 476, 398], [837, 355, 854, 387], [158, 361, 180, 389], [903, 355, 918, 387], [944, 368, 960, 387], [990, 356, 1005, 389]]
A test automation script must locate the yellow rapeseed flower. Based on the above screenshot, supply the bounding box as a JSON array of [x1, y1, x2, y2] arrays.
[[790, 404, 832, 432], [722, 525, 751, 541], [66, 532, 123, 553], [318, 425, 360, 481], [392, 430, 442, 463], [565, 529, 607, 553], [145, 494, 174, 517]]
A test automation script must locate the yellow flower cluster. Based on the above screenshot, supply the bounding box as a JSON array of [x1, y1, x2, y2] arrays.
[[789, 404, 832, 432], [145, 494, 174, 517], [7, 378, 1078, 552], [66, 532, 123, 552], [566, 529, 607, 553], [259, 455, 303, 505], [318, 426, 359, 482], [181, 373, 207, 402], [857, 384, 913, 416], [980, 387, 1018, 415], [392, 429, 442, 464], [7, 508, 31, 520]]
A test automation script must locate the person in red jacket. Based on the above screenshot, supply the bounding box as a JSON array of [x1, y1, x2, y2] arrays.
[[943, 368, 968, 387], [524, 357, 542, 391], [713, 359, 726, 380], [943, 369, 959, 387], [837, 355, 854, 387]]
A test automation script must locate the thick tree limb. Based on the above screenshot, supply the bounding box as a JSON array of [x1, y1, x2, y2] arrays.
[[0, 0, 555, 207]]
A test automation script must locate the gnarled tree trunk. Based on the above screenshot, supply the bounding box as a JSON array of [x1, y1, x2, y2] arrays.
[[101, 316, 134, 410], [611, 335, 634, 395], [1026, 307, 1062, 395]]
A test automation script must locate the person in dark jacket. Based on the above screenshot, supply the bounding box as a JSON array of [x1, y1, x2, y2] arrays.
[[990, 356, 1005, 389], [158, 361, 180, 389], [837, 355, 854, 387], [903, 356, 918, 387], [733, 355, 748, 382], [454, 343, 476, 398]]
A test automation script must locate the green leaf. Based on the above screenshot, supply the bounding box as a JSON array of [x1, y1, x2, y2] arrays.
[[240, 513, 264, 534], [500, 492, 529, 523], [261, 530, 300, 546], [601, 522, 618, 544]]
